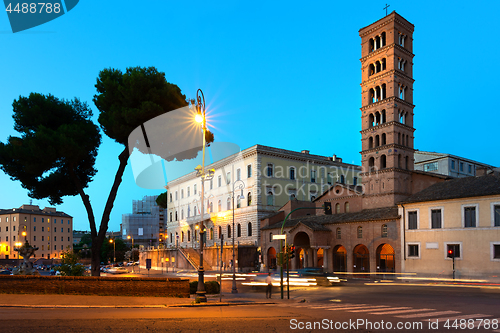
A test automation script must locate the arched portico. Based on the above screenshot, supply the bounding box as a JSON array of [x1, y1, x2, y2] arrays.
[[376, 243, 395, 273], [333, 245, 347, 272], [292, 231, 311, 269], [353, 244, 370, 273], [267, 247, 277, 270]]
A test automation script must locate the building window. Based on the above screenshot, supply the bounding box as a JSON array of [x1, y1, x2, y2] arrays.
[[218, 226, 222, 239], [266, 191, 273, 206], [210, 179, 213, 190], [175, 191, 178, 200], [357, 226, 362, 238], [492, 244, 500, 260], [460, 162, 464, 172], [237, 168, 241, 181], [170, 212, 172, 222], [247, 164, 252, 178], [327, 173, 332, 185], [335, 203, 340, 214], [408, 244, 419, 258], [34, 226, 36, 231], [237, 224, 241, 237], [218, 176, 221, 187], [446, 243, 461, 259], [267, 164, 273, 177], [181, 189, 184, 198], [194, 184, 197, 195], [269, 232, 273, 242], [408, 211, 418, 230], [247, 222, 252, 237], [290, 167, 296, 180], [226, 172, 231, 184], [464, 206, 476, 228], [310, 170, 316, 183], [188, 230, 191, 242], [431, 209, 442, 229], [237, 195, 241, 208], [227, 197, 231, 210], [175, 211, 178, 221], [451, 160, 455, 170], [381, 224, 388, 238], [247, 192, 252, 206], [345, 202, 350, 213], [210, 202, 213, 213], [218, 200, 222, 212], [194, 206, 197, 216], [493, 204, 500, 227], [336, 228, 341, 239], [227, 225, 231, 239], [210, 228, 213, 240], [340, 175, 345, 184], [353, 177, 357, 186], [424, 162, 438, 172], [187, 187, 190, 196], [187, 206, 191, 217], [468, 164, 472, 174], [33, 236, 36, 241], [181, 210, 184, 220]]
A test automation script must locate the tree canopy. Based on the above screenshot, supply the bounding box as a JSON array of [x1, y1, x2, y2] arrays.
[[0, 93, 101, 205], [156, 191, 168, 209]]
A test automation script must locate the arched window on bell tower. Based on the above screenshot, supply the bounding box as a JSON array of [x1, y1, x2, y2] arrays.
[[380, 155, 387, 169], [381, 133, 386, 145], [369, 137, 373, 149], [369, 157, 375, 172], [375, 135, 380, 147], [369, 113, 374, 127]]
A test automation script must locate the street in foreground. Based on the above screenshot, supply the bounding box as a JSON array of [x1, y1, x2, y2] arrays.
[[1, 282, 499, 332]]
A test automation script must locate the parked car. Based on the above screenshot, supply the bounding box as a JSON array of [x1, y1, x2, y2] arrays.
[[0, 270, 12, 275], [107, 267, 128, 274]]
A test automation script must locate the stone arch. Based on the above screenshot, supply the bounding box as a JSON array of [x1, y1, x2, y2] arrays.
[[293, 231, 311, 269], [267, 247, 277, 270], [376, 243, 395, 273], [353, 244, 370, 273], [333, 245, 347, 272]]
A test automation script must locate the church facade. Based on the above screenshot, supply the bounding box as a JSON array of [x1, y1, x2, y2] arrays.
[[260, 11, 449, 275]]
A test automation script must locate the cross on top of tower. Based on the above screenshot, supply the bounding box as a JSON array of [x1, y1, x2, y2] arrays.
[[384, 4, 390, 16]]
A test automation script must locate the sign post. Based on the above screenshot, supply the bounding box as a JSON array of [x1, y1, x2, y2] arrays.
[[146, 258, 151, 277], [272, 234, 287, 299]]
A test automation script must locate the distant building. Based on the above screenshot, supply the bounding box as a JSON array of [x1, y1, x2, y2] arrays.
[[73, 230, 90, 245], [414, 151, 494, 178], [0, 205, 73, 259], [121, 195, 164, 248]]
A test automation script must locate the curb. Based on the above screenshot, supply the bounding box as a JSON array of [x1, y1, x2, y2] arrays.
[[0, 301, 276, 309]]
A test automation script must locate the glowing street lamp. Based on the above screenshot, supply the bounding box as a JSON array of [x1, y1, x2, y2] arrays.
[[109, 238, 116, 263]]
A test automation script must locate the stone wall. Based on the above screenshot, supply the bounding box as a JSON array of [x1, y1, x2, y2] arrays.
[[0, 275, 189, 297]]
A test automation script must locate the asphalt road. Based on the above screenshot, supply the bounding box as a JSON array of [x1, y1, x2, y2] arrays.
[[1, 282, 499, 333]]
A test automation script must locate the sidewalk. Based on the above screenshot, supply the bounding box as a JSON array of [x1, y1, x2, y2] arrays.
[[0, 292, 285, 309]]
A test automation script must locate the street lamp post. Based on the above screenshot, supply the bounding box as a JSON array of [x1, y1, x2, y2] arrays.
[[128, 235, 135, 272], [194, 88, 210, 303], [109, 238, 116, 264], [231, 176, 245, 294]]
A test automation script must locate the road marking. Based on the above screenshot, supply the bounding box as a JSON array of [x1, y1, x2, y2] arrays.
[[370, 308, 432, 315], [327, 305, 386, 311], [347, 305, 393, 312], [433, 314, 492, 323], [309, 306, 333, 309], [396, 310, 460, 319]]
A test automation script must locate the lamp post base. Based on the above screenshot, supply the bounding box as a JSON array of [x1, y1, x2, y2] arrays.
[[231, 274, 238, 293]]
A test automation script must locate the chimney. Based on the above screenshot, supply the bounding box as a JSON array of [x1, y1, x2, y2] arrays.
[[301, 150, 310, 154]]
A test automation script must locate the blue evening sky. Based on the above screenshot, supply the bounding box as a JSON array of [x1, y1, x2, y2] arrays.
[[1, 1, 498, 232]]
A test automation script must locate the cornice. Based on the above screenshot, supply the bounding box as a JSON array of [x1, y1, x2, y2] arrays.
[[361, 70, 415, 87], [360, 143, 416, 155], [360, 96, 414, 112], [360, 43, 414, 63], [360, 120, 415, 134]]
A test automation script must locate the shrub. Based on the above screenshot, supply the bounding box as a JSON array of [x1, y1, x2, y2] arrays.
[[189, 280, 220, 294]]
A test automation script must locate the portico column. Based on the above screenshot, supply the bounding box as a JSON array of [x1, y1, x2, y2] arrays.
[[312, 248, 318, 268], [323, 247, 330, 272], [303, 250, 308, 268]]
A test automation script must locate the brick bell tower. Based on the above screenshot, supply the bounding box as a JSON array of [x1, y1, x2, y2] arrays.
[[359, 12, 415, 209]]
